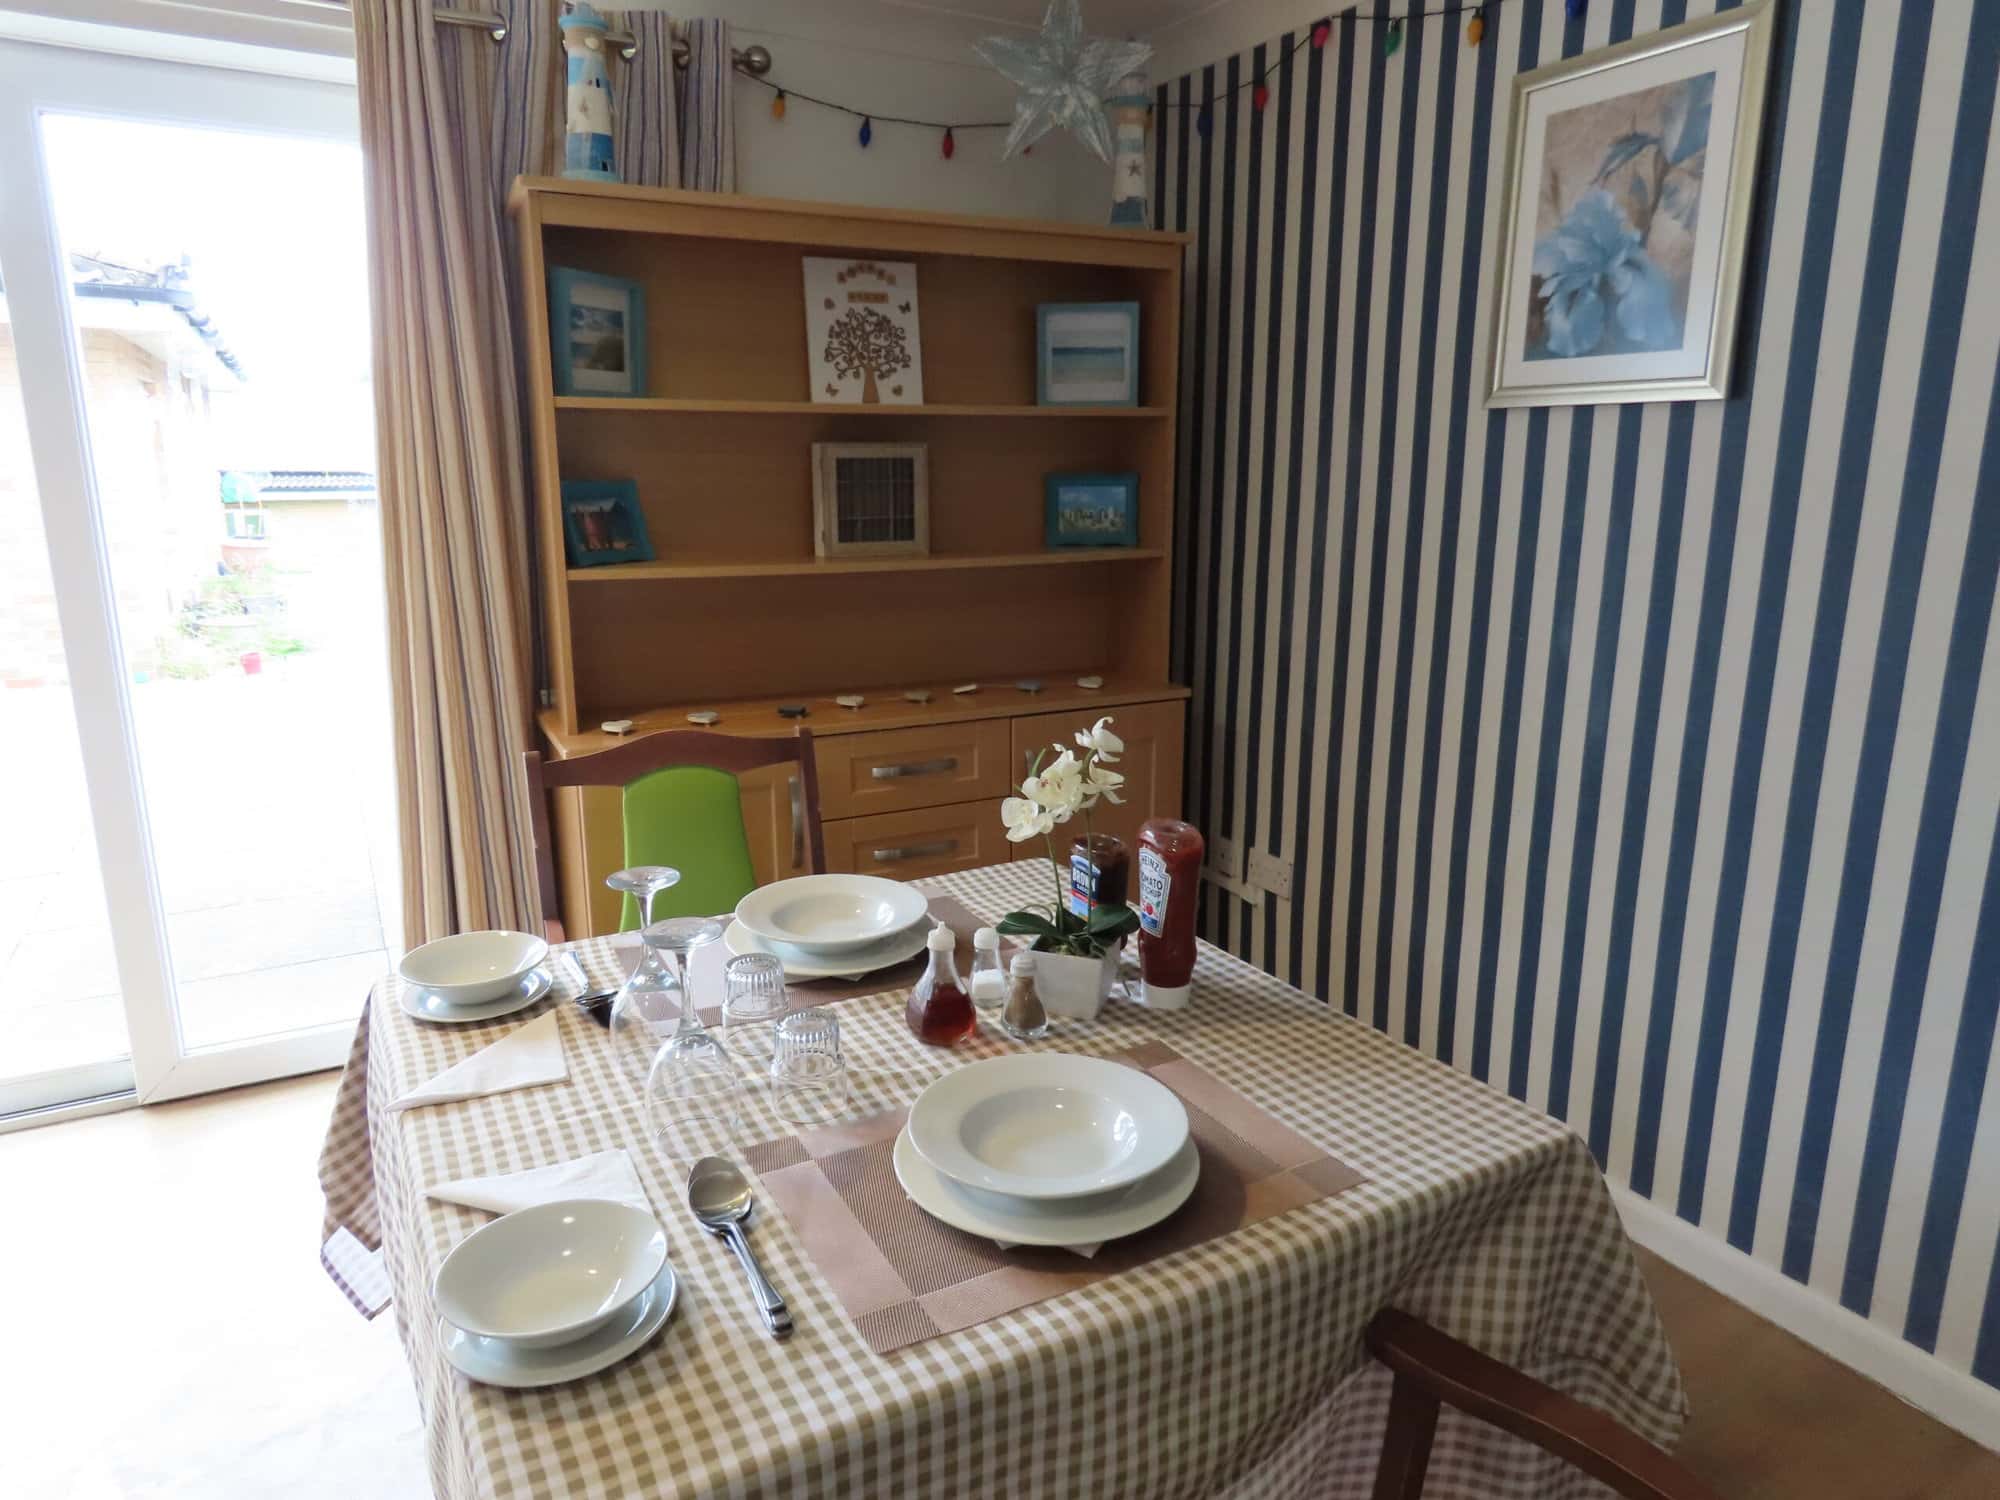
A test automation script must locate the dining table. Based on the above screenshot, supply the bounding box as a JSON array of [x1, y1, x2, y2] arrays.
[[318, 860, 1686, 1500]]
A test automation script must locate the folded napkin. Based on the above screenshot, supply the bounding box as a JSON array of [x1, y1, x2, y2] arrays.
[[995, 1235, 1101, 1258], [427, 1149, 652, 1217], [388, 1010, 567, 1112]]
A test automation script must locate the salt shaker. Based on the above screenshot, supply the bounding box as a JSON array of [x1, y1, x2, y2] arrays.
[[969, 927, 1006, 1014], [1000, 952, 1049, 1041]]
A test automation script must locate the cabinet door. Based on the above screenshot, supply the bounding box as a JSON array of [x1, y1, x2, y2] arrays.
[[1009, 698, 1185, 854]]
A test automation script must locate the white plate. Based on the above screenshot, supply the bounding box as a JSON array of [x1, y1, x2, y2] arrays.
[[722, 917, 930, 981], [733, 875, 930, 955], [400, 968, 552, 1025], [893, 1128, 1200, 1247], [439, 1263, 679, 1389], [907, 1053, 1190, 1200]]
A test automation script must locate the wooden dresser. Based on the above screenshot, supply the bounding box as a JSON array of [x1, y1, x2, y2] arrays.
[[508, 179, 1190, 938]]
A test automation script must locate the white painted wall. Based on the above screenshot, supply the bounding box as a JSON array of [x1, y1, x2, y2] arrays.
[[622, 0, 1116, 222]]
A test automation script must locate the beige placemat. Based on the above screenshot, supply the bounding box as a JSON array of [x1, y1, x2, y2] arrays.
[[739, 1040, 1366, 1353], [615, 893, 1007, 1015]]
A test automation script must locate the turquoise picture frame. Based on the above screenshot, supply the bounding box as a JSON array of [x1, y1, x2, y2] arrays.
[[1037, 301, 1140, 407], [1045, 472, 1139, 548], [548, 266, 647, 398], [561, 479, 654, 567]]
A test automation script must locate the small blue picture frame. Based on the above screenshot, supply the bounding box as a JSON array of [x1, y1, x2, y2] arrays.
[[548, 267, 647, 398], [561, 479, 654, 567], [1037, 301, 1140, 407], [1045, 472, 1139, 549]]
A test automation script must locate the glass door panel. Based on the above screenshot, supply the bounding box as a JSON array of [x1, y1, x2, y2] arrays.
[[0, 40, 396, 1112], [0, 358, 133, 1112]]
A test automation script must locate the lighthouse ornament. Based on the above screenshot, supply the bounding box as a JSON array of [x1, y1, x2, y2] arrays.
[[561, 3, 618, 182], [1107, 69, 1150, 227]]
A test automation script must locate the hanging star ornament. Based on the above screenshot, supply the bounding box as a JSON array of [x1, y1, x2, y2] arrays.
[[974, 0, 1152, 163]]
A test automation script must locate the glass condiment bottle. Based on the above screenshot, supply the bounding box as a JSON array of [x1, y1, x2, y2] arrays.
[[1000, 951, 1049, 1040], [1065, 833, 1131, 918], [969, 926, 1007, 1014], [906, 925, 977, 1045], [1136, 817, 1205, 1010]]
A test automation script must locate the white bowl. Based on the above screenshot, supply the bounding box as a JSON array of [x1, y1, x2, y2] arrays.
[[907, 1053, 1190, 1201], [398, 930, 549, 1006], [433, 1199, 668, 1351], [733, 874, 929, 955]]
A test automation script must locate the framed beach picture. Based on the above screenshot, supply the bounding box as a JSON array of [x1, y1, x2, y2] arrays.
[[804, 257, 924, 404], [1038, 302, 1140, 407], [1487, 1, 1775, 407], [548, 267, 647, 398], [1045, 472, 1139, 549], [560, 479, 653, 567]]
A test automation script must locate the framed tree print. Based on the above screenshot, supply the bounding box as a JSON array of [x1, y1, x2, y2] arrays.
[[804, 257, 924, 404], [1487, 0, 1775, 407]]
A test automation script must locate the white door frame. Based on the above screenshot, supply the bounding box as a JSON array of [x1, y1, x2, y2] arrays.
[[0, 39, 372, 1110]]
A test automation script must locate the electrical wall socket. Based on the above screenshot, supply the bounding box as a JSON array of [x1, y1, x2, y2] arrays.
[[1210, 836, 1242, 881], [1248, 850, 1294, 899]]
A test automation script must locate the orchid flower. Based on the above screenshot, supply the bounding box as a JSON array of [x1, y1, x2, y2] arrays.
[[1074, 716, 1123, 763]]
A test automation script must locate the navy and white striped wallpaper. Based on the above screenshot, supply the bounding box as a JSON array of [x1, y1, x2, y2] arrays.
[[1158, 0, 2000, 1393]]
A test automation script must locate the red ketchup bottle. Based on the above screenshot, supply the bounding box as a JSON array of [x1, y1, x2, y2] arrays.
[[1135, 818, 1204, 1010], [906, 925, 978, 1045]]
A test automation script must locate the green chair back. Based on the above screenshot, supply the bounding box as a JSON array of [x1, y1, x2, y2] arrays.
[[617, 764, 759, 930]]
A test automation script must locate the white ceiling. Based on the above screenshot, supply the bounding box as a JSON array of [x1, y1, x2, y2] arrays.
[[878, 0, 1231, 38]]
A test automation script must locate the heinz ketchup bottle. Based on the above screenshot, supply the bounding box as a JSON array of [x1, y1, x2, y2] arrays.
[[1135, 818, 1204, 1009]]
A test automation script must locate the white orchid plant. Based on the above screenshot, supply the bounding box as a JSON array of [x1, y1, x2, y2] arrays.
[[996, 715, 1141, 958]]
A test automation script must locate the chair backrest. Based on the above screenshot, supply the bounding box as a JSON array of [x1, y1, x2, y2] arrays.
[[523, 727, 823, 939], [1365, 1309, 1720, 1500]]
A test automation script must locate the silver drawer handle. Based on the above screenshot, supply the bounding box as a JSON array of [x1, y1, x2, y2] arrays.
[[871, 838, 959, 863], [871, 757, 958, 780]]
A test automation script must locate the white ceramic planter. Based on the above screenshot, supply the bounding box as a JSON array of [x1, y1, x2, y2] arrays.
[[1032, 948, 1117, 1020]]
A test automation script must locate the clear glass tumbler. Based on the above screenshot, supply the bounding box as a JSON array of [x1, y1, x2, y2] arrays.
[[722, 952, 789, 1062], [768, 1006, 850, 1127]]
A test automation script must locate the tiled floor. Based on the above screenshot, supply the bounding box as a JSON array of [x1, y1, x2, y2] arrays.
[[3, 1072, 1993, 1498]]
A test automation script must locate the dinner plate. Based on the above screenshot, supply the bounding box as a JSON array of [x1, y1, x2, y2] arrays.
[[438, 1263, 679, 1389], [893, 1128, 1200, 1247], [907, 1053, 1190, 1200], [400, 967, 552, 1026], [733, 874, 930, 955], [722, 917, 930, 981]]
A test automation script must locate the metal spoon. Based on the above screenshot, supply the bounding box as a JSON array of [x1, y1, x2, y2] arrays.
[[686, 1156, 793, 1339]]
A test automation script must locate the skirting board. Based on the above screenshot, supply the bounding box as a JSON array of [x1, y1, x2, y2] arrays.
[[1611, 1183, 2000, 1451]]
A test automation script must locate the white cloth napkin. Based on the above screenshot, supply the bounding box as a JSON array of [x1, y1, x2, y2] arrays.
[[388, 1010, 567, 1112], [994, 1236, 1102, 1258], [426, 1149, 652, 1217]]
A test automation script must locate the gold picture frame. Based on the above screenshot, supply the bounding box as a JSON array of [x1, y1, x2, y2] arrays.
[[811, 442, 931, 559], [1487, 0, 1777, 408]]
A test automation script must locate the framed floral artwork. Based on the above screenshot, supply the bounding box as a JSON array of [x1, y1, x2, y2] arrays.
[[1488, 1, 1775, 407]]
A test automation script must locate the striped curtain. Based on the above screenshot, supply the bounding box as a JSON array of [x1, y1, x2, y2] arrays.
[[352, 0, 539, 943], [676, 16, 736, 191]]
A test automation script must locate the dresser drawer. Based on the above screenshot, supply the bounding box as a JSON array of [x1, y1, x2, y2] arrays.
[[813, 720, 1014, 819], [820, 801, 1006, 880]]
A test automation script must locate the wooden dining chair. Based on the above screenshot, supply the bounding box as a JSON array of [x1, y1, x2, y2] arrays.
[[1365, 1309, 1720, 1500], [523, 727, 824, 943]]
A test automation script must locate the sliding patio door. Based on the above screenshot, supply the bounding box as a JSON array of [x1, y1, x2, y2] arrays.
[[0, 39, 399, 1117]]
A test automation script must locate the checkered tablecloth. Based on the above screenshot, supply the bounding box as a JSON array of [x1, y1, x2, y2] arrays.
[[319, 862, 1685, 1500]]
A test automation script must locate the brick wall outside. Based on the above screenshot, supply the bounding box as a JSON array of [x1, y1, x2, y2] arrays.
[[1, 324, 222, 687]]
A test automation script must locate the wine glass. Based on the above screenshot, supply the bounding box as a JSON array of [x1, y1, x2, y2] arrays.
[[605, 866, 682, 1084], [639, 917, 740, 1162]]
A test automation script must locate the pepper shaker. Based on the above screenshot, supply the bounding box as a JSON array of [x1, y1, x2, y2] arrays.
[[1000, 952, 1049, 1041]]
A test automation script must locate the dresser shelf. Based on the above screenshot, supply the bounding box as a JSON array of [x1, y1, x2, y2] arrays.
[[555, 397, 1171, 418], [566, 546, 1164, 583]]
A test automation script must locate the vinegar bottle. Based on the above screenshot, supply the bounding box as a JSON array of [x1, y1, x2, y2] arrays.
[[906, 925, 978, 1045], [1136, 817, 1205, 1010]]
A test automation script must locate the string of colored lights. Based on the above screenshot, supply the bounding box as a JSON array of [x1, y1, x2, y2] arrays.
[[740, 0, 1550, 154]]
